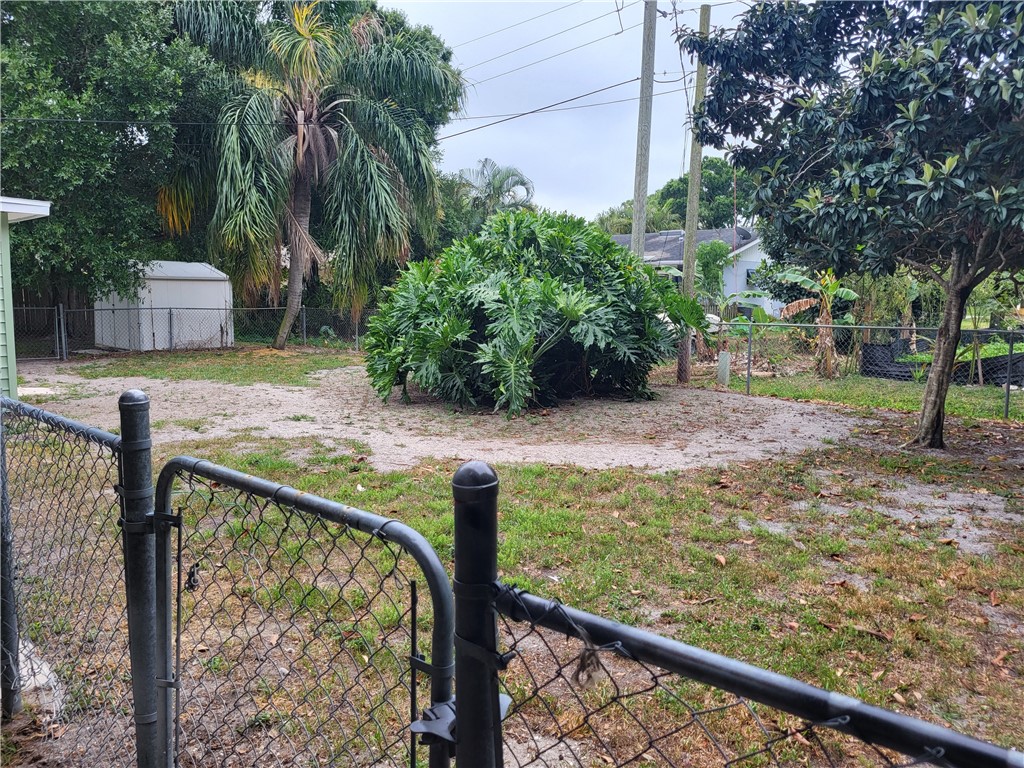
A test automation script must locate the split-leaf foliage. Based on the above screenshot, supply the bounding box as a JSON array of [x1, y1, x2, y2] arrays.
[[366, 211, 706, 415]]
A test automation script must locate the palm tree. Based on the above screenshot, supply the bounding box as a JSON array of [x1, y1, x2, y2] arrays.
[[165, 1, 463, 348], [458, 158, 535, 223]]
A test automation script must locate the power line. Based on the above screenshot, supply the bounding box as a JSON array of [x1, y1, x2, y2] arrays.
[[462, 1, 640, 72], [471, 21, 644, 86], [438, 78, 642, 141], [0, 79, 694, 130], [449, 82, 694, 122], [453, 1, 583, 48]]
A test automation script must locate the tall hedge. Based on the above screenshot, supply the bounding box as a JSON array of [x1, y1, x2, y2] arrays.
[[365, 211, 705, 414]]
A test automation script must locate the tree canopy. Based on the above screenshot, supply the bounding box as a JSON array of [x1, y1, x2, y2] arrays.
[[678, 0, 1024, 447], [168, 0, 464, 348], [654, 157, 755, 230], [0, 1, 225, 300], [593, 199, 681, 236], [435, 158, 535, 250]]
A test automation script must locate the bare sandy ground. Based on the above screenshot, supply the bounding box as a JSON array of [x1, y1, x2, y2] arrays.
[[18, 359, 862, 472]]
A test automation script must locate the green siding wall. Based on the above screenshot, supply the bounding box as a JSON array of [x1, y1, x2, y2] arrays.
[[0, 213, 16, 398]]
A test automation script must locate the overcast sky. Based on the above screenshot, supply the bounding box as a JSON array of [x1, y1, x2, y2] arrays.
[[389, 1, 747, 220]]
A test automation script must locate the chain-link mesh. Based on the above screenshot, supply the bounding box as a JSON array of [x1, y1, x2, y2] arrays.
[[494, 586, 999, 768], [166, 467, 431, 767], [19, 306, 368, 357], [11, 307, 61, 360], [0, 399, 132, 766]]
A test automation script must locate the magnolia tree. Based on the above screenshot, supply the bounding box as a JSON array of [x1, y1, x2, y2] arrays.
[[678, 1, 1024, 447]]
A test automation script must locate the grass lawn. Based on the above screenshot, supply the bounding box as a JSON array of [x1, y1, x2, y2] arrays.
[[156, 430, 1024, 750], [70, 346, 361, 387], [728, 372, 1023, 422]]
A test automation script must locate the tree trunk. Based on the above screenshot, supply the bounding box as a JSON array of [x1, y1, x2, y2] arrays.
[[815, 305, 836, 379], [910, 284, 970, 448], [273, 173, 311, 350], [676, 335, 692, 384]]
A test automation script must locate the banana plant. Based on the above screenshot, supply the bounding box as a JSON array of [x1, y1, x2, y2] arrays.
[[778, 268, 859, 378]]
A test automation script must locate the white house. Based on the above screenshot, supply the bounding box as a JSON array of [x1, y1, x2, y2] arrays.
[[720, 239, 784, 316], [612, 228, 783, 316]]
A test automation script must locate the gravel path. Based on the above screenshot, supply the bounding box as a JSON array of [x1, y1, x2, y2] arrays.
[[18, 360, 863, 472]]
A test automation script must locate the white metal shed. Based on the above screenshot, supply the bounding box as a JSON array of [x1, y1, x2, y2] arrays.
[[94, 261, 234, 351]]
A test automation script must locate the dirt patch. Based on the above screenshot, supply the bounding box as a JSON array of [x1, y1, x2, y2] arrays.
[[19, 360, 863, 472]]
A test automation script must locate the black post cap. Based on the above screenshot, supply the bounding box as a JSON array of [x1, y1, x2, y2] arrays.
[[452, 460, 499, 502], [118, 389, 150, 410]]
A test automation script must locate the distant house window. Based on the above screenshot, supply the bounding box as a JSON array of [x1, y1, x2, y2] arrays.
[[745, 268, 756, 288]]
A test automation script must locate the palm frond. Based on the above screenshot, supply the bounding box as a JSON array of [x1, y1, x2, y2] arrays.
[[175, 0, 271, 70], [211, 86, 290, 297]]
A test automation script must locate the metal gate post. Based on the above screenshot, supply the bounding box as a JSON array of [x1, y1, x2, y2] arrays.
[[452, 461, 503, 768], [119, 390, 161, 768], [0, 406, 22, 719]]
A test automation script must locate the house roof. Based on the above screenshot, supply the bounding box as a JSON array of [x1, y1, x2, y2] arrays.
[[611, 227, 756, 266], [0, 196, 51, 223], [145, 261, 229, 282]]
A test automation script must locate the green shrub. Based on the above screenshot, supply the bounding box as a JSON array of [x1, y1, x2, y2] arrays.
[[366, 211, 705, 414]]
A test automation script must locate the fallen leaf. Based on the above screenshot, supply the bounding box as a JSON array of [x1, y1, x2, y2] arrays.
[[853, 625, 893, 643], [785, 622, 799, 632], [992, 649, 1016, 667], [908, 613, 927, 622], [892, 692, 906, 705], [715, 555, 727, 567], [937, 538, 959, 548], [989, 590, 1001, 607], [871, 669, 885, 681], [739, 538, 755, 545]]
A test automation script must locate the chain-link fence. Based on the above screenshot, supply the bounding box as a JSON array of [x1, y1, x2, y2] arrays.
[[11, 307, 62, 360], [702, 322, 1022, 421], [447, 464, 1021, 768], [0, 398, 133, 766], [155, 457, 454, 768], [493, 587, 1000, 767], [3, 400, 1021, 768], [13, 306, 367, 360]]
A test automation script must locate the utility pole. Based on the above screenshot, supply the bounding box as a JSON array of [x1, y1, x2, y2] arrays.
[[676, 3, 710, 384], [629, 0, 659, 257]]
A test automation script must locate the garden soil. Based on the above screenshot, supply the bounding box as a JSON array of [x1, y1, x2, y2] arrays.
[[18, 360, 862, 472]]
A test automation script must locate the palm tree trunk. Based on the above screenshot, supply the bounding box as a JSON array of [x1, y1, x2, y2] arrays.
[[273, 172, 311, 350]]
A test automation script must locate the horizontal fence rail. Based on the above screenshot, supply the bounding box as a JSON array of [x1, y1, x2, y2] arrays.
[[493, 585, 1023, 768], [154, 457, 454, 768], [700, 321, 1021, 420], [0, 397, 133, 766]]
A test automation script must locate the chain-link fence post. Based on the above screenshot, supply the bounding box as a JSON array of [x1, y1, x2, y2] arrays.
[[0, 405, 22, 720], [301, 306, 307, 345], [452, 461, 503, 768], [1006, 331, 1015, 420], [746, 321, 753, 395], [118, 390, 162, 768]]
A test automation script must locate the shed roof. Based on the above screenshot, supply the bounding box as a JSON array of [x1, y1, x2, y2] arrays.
[[0, 196, 52, 223], [145, 260, 229, 282], [611, 227, 755, 266]]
